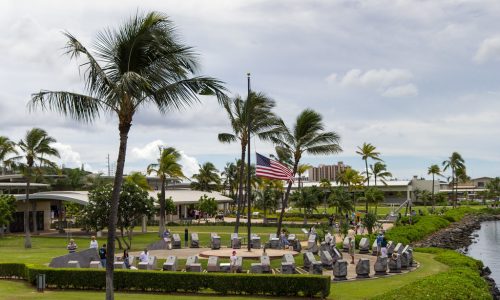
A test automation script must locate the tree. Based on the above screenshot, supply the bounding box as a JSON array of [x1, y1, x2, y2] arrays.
[[191, 162, 221, 192], [0, 136, 18, 175], [0, 195, 16, 237], [290, 187, 320, 224], [30, 11, 226, 299], [297, 164, 312, 189], [356, 142, 382, 212], [81, 182, 154, 249], [362, 212, 377, 235], [364, 187, 384, 215], [221, 162, 238, 200], [255, 178, 282, 223], [328, 187, 354, 234], [370, 162, 392, 186], [18, 128, 60, 246], [442, 152, 465, 208], [319, 178, 332, 213], [125, 172, 151, 191], [486, 177, 500, 204], [336, 167, 364, 205], [427, 164, 443, 209], [147, 147, 184, 236], [218, 92, 281, 233], [197, 194, 217, 221], [270, 109, 342, 235]]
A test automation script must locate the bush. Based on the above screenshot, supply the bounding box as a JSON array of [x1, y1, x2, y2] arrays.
[[1, 263, 330, 298], [442, 207, 476, 222], [385, 215, 450, 245]]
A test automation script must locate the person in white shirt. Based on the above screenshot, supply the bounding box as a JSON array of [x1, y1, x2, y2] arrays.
[[89, 236, 98, 249], [139, 249, 149, 263], [230, 251, 238, 273], [325, 232, 334, 246]]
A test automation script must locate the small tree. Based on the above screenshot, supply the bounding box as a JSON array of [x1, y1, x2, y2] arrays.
[[197, 194, 217, 221], [362, 212, 378, 235], [364, 187, 384, 215], [0, 195, 16, 237], [290, 187, 320, 224], [81, 182, 154, 249], [164, 196, 177, 223]]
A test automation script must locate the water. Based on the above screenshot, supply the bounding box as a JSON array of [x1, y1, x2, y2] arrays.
[[467, 220, 500, 283]]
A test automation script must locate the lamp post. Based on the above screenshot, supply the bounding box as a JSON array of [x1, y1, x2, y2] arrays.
[[246, 73, 252, 252]]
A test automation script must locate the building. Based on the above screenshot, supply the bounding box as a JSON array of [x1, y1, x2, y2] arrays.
[[308, 162, 349, 182]]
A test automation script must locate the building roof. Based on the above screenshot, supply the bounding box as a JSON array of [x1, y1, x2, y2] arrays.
[[13, 189, 232, 206], [0, 182, 50, 188], [295, 180, 411, 189]]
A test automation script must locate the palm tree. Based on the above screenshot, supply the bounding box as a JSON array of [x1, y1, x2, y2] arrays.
[[270, 109, 342, 235], [147, 147, 184, 236], [442, 152, 465, 208], [18, 128, 60, 247], [370, 162, 392, 187], [319, 178, 331, 213], [337, 167, 364, 205], [221, 161, 238, 200], [125, 172, 151, 191], [297, 163, 312, 189], [290, 187, 320, 224], [427, 164, 443, 209], [218, 92, 281, 233], [191, 162, 221, 192], [0, 136, 18, 175], [356, 143, 382, 212], [364, 187, 384, 215], [29, 12, 227, 300]]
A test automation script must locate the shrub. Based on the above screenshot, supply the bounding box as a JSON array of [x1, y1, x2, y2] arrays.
[[1, 263, 330, 298], [442, 207, 476, 222], [385, 215, 449, 245]]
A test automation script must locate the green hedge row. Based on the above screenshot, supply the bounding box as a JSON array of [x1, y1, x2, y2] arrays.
[[0, 263, 330, 298], [373, 248, 491, 300], [385, 215, 450, 245]]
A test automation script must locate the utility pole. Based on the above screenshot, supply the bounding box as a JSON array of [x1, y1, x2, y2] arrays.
[[107, 154, 110, 176], [246, 73, 252, 252]]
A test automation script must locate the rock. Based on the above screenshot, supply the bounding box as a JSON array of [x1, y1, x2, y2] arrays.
[[333, 260, 348, 281], [388, 255, 402, 273], [374, 257, 388, 275], [355, 258, 370, 278]]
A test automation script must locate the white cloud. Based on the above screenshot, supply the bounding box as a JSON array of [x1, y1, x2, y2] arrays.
[[474, 36, 500, 63], [52, 142, 92, 171], [131, 140, 163, 160], [381, 84, 418, 97], [178, 151, 199, 178], [327, 68, 417, 97]]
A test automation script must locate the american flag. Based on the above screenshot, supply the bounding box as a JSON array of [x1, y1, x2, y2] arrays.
[[255, 153, 294, 181]]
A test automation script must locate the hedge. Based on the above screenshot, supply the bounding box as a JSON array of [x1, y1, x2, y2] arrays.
[[385, 215, 450, 245], [0, 263, 330, 298]]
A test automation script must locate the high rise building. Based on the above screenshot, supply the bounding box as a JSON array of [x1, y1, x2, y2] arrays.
[[309, 162, 349, 182]]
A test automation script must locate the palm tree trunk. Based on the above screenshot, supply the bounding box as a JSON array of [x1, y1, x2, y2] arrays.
[[24, 168, 32, 249], [158, 177, 166, 237], [431, 174, 435, 209], [106, 122, 131, 300], [234, 143, 246, 233], [365, 159, 369, 212], [277, 162, 298, 236], [32, 200, 38, 235]]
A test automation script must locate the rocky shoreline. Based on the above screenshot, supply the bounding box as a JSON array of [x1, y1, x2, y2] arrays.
[[415, 213, 500, 300]]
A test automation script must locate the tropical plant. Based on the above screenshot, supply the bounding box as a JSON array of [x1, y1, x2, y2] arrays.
[[125, 172, 151, 191], [217, 91, 281, 233], [197, 194, 218, 221], [427, 164, 443, 208], [356, 142, 382, 212], [147, 147, 184, 235], [18, 128, 60, 246], [362, 212, 378, 234], [370, 162, 392, 186], [80, 181, 154, 249], [328, 187, 354, 216], [297, 163, 312, 189], [270, 109, 342, 235], [191, 162, 221, 192], [290, 187, 321, 224], [221, 161, 238, 200], [29, 11, 227, 298], [442, 152, 465, 208], [364, 187, 384, 215], [319, 178, 331, 213], [0, 136, 18, 175], [0, 195, 16, 237], [486, 177, 500, 204], [254, 178, 282, 222], [336, 167, 364, 204]]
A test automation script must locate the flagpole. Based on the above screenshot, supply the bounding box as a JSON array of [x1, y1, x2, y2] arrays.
[[246, 73, 252, 252]]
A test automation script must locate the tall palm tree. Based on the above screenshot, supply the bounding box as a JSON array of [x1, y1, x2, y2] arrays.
[[270, 109, 342, 235], [147, 147, 184, 236], [370, 162, 392, 187], [319, 178, 331, 213], [427, 164, 443, 209], [356, 143, 382, 212], [218, 92, 281, 233], [297, 163, 312, 189], [221, 161, 238, 199], [0, 136, 18, 175], [18, 128, 60, 247], [442, 152, 465, 208], [191, 162, 221, 192], [29, 12, 226, 300], [337, 167, 364, 205]]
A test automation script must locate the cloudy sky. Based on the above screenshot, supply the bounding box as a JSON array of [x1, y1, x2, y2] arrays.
[[1, 0, 499, 180]]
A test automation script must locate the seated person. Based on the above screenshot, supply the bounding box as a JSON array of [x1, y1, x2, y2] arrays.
[[67, 239, 78, 253], [122, 249, 130, 268], [139, 249, 149, 263]]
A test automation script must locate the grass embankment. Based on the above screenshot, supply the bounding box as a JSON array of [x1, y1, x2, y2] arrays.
[[373, 248, 491, 300]]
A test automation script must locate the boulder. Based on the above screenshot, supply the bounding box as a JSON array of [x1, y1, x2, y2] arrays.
[[310, 261, 323, 275], [207, 256, 220, 272], [374, 256, 388, 275], [320, 250, 334, 269], [49, 248, 99, 268], [355, 258, 370, 278], [388, 254, 402, 273], [342, 237, 350, 252], [162, 255, 177, 271], [251, 263, 263, 273], [358, 238, 370, 254], [190, 233, 199, 248], [333, 260, 348, 281], [251, 234, 261, 249]]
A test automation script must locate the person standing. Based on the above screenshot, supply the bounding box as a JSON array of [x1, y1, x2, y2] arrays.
[[230, 251, 238, 273], [380, 236, 388, 258], [184, 228, 189, 248], [89, 236, 98, 249], [67, 239, 78, 253], [99, 244, 107, 267], [325, 232, 334, 246], [122, 249, 130, 269], [376, 232, 383, 256], [348, 236, 355, 264]]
